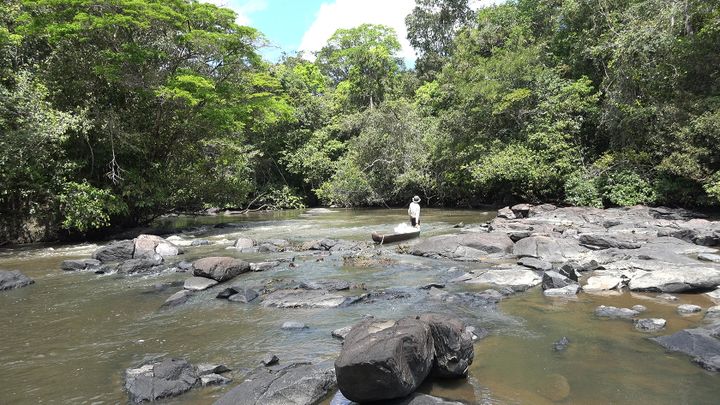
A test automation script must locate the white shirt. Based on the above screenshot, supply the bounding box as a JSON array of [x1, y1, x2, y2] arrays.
[[408, 202, 420, 221]]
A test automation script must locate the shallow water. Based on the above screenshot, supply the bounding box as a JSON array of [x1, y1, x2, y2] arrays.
[[0, 208, 718, 404]]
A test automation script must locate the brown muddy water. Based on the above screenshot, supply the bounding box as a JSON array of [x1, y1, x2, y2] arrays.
[[0, 208, 718, 404]]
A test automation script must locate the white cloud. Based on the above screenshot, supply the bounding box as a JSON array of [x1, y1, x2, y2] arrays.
[[298, 0, 505, 62], [200, 0, 268, 25], [298, 0, 417, 61]]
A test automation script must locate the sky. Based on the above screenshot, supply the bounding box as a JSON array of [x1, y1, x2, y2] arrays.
[[201, 0, 503, 63]]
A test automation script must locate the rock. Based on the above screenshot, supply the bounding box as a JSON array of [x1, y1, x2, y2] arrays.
[[657, 293, 678, 301], [634, 318, 667, 332], [261, 354, 279, 366], [513, 236, 587, 262], [213, 361, 336, 405], [511, 203, 532, 218], [632, 305, 647, 313], [330, 391, 465, 405], [335, 317, 434, 402], [175, 260, 193, 272], [543, 284, 580, 296], [677, 304, 703, 314], [196, 364, 231, 376], [552, 337, 570, 352], [418, 313, 473, 378], [628, 267, 720, 292], [228, 288, 259, 303], [262, 289, 352, 308], [463, 267, 542, 292], [234, 237, 255, 249], [124, 358, 198, 403], [161, 290, 193, 308], [332, 325, 354, 340], [60, 259, 101, 271], [216, 287, 238, 299], [453, 222, 465, 228], [193, 257, 250, 282], [517, 257, 552, 271], [419, 283, 446, 290], [707, 289, 720, 303], [155, 242, 180, 257], [557, 263, 581, 281], [191, 239, 211, 246], [184, 277, 219, 291], [250, 261, 280, 272], [542, 271, 574, 290], [651, 327, 720, 371], [497, 206, 516, 219], [583, 275, 625, 292], [201, 373, 232, 386], [698, 253, 720, 263], [92, 240, 135, 262], [579, 233, 641, 250], [117, 257, 164, 274], [594, 305, 639, 319], [410, 232, 514, 261], [0, 270, 34, 291], [299, 280, 352, 291], [705, 306, 720, 320], [281, 321, 308, 330], [133, 234, 170, 259]]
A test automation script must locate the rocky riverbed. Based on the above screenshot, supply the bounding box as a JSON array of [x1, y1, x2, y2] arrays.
[[1, 207, 719, 404]]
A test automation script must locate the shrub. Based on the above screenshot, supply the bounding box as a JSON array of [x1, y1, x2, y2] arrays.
[[564, 172, 603, 208]]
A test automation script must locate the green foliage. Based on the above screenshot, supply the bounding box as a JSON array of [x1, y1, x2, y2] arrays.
[[564, 172, 603, 208], [601, 170, 658, 207], [59, 181, 126, 232]]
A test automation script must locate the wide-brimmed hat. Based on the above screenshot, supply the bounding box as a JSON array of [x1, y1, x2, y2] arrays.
[[412, 195, 421, 202]]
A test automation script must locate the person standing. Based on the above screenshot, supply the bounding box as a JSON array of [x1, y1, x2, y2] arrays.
[[408, 195, 421, 228]]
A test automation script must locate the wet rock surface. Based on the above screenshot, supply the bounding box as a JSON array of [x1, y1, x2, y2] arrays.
[[60, 258, 101, 271], [595, 305, 639, 319], [410, 232, 514, 261], [634, 318, 667, 332], [0, 269, 34, 291], [124, 358, 198, 403], [193, 257, 250, 282], [213, 361, 336, 405], [651, 325, 720, 371]]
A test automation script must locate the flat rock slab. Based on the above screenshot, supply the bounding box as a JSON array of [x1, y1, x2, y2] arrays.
[[0, 270, 34, 291], [513, 236, 588, 262], [184, 277, 219, 291], [161, 290, 193, 309], [628, 267, 720, 292], [595, 305, 639, 319], [410, 232, 514, 261], [543, 284, 580, 296], [462, 267, 542, 292], [677, 304, 703, 314], [698, 253, 720, 263], [330, 391, 464, 405], [262, 289, 352, 308], [706, 289, 720, 303], [651, 327, 720, 371], [517, 257, 552, 271], [228, 288, 259, 303], [213, 361, 336, 405], [583, 275, 625, 292]]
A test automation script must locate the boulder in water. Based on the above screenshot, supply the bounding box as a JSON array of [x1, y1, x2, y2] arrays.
[[60, 259, 101, 271], [192, 257, 250, 282], [0, 269, 34, 291], [677, 304, 703, 314], [418, 313, 474, 378], [184, 277, 219, 291], [92, 240, 134, 262], [213, 361, 336, 405], [124, 358, 198, 403], [228, 288, 259, 303], [334, 317, 434, 402], [161, 290, 193, 309], [595, 305, 639, 319], [651, 327, 720, 371], [634, 318, 666, 332]]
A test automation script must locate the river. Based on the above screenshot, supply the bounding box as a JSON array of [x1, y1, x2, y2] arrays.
[[0, 208, 718, 404]]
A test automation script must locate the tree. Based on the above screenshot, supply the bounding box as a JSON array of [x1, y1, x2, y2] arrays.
[[317, 24, 403, 109], [406, 0, 474, 79]]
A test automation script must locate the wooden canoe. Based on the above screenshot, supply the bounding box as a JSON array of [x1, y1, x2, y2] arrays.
[[371, 229, 420, 244]]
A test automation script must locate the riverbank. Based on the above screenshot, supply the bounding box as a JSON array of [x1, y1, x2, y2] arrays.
[[1, 206, 719, 404]]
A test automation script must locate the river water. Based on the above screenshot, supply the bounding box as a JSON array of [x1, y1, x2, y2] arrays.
[[0, 209, 718, 404]]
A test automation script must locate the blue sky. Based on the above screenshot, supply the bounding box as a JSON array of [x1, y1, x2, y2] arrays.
[[201, 0, 503, 62]]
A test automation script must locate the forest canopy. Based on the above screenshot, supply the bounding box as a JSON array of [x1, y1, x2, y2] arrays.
[[1, 0, 719, 242]]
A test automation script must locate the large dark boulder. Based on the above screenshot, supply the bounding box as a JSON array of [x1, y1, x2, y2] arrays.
[[92, 240, 134, 262], [418, 314, 474, 378], [330, 391, 465, 405], [214, 361, 336, 405], [335, 317, 434, 402], [651, 326, 720, 371], [0, 269, 34, 291], [193, 257, 250, 282], [124, 358, 198, 403]]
